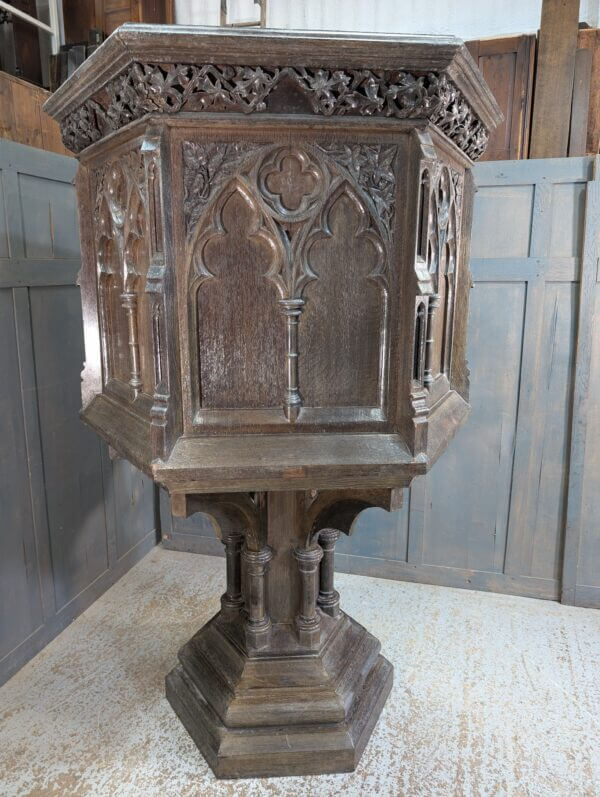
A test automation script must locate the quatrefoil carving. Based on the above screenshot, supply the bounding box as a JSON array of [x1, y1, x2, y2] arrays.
[[258, 147, 325, 221]]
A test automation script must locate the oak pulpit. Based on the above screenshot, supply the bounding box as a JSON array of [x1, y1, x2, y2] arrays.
[[44, 25, 501, 779]]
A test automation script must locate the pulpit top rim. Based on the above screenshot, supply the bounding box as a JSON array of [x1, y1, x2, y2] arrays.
[[43, 23, 502, 134]]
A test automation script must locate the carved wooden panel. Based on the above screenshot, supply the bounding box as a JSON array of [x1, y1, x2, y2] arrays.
[[94, 148, 153, 402], [189, 180, 285, 411], [412, 160, 463, 393], [299, 183, 386, 407], [183, 135, 395, 428]]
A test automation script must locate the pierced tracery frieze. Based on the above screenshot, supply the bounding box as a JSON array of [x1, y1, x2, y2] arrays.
[[61, 62, 489, 160]]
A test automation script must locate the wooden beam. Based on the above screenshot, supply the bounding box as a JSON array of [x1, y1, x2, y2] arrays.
[[529, 0, 580, 159], [577, 27, 600, 155], [568, 47, 593, 156]]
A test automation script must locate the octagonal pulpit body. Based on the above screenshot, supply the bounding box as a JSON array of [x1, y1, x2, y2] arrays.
[[45, 25, 500, 780]]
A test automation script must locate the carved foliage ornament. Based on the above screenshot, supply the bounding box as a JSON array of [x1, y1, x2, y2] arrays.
[[182, 140, 397, 240], [61, 62, 489, 160]]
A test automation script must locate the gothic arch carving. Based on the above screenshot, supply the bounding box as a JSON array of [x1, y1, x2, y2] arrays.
[[298, 180, 388, 408], [187, 177, 285, 413], [94, 152, 150, 395]]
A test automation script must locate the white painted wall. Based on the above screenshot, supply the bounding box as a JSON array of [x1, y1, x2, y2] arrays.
[[175, 0, 600, 39]]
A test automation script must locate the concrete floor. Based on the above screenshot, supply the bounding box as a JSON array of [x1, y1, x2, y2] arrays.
[[0, 547, 599, 797]]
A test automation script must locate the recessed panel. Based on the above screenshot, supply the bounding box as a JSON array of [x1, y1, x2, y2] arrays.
[[299, 184, 384, 407], [181, 128, 401, 430], [193, 183, 286, 409], [471, 185, 533, 258]]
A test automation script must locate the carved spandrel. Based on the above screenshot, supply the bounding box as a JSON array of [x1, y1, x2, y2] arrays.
[[183, 141, 264, 239], [315, 143, 397, 238]]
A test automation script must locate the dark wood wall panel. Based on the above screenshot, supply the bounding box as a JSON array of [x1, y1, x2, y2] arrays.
[[163, 156, 600, 608], [466, 35, 535, 161], [0, 141, 159, 686]]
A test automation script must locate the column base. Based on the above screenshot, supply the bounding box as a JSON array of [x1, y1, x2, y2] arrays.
[[165, 610, 393, 779]]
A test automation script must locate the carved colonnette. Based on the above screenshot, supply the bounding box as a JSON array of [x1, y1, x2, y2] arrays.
[[44, 25, 500, 779]]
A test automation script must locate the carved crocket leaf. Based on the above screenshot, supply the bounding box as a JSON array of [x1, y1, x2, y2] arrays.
[[183, 140, 264, 239], [316, 143, 397, 237]]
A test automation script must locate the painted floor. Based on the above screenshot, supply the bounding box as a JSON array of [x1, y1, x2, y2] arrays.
[[0, 546, 599, 797]]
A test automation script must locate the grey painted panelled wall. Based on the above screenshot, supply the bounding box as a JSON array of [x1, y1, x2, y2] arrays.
[[1, 141, 597, 691], [0, 140, 159, 687], [162, 155, 600, 609]]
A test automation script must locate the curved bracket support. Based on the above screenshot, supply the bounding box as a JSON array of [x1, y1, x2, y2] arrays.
[[304, 487, 403, 548], [171, 491, 266, 550]]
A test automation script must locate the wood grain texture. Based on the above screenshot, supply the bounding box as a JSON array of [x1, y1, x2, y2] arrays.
[[562, 157, 600, 605], [568, 47, 593, 157], [467, 35, 535, 161], [529, 0, 580, 159], [577, 28, 600, 155], [0, 72, 69, 156]]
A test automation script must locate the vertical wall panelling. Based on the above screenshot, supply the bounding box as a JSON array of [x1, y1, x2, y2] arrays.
[[562, 156, 600, 607], [162, 156, 600, 607], [0, 141, 159, 686]]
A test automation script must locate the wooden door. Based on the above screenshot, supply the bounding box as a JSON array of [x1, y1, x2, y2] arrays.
[[466, 35, 536, 161]]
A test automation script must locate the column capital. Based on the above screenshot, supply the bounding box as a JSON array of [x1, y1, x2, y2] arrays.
[[242, 545, 273, 576], [294, 545, 323, 574], [318, 528, 341, 549]]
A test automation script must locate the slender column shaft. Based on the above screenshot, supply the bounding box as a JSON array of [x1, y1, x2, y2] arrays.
[[423, 293, 439, 389], [279, 299, 304, 422], [121, 290, 142, 391], [294, 545, 323, 648], [317, 528, 341, 617], [221, 532, 244, 614], [241, 545, 273, 649]]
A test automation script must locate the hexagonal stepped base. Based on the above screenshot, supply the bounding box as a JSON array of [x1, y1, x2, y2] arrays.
[[165, 611, 393, 779]]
